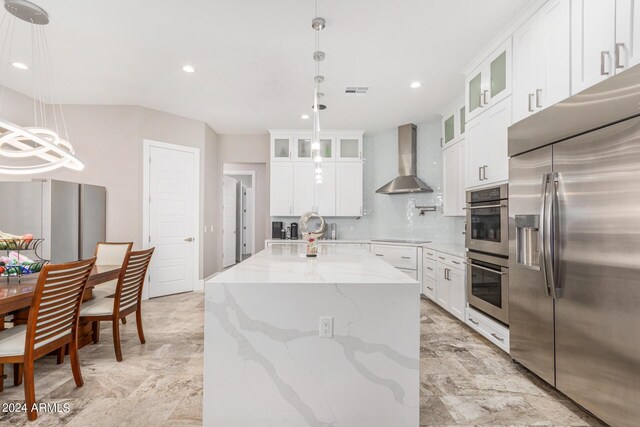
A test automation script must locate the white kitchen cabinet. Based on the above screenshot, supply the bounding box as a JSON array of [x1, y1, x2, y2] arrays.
[[442, 140, 465, 216], [513, 0, 571, 123], [466, 38, 512, 121], [422, 277, 436, 301], [270, 134, 293, 162], [336, 133, 363, 161], [336, 161, 363, 217], [466, 306, 510, 353], [465, 97, 511, 189], [616, 0, 640, 70], [293, 163, 316, 215], [435, 253, 466, 321], [315, 162, 336, 217], [269, 130, 364, 217], [441, 98, 465, 148], [270, 162, 294, 216], [571, 0, 617, 94]]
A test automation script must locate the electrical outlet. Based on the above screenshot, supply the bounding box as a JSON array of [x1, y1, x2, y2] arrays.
[[319, 316, 333, 338]]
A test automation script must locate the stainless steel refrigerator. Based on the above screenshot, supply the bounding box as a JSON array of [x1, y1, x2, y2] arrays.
[[0, 179, 106, 263], [508, 64, 640, 425]]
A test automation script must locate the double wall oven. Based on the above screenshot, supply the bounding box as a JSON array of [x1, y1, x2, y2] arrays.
[[466, 184, 509, 325]]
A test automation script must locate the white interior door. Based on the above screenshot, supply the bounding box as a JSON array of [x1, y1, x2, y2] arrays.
[[149, 145, 196, 298], [244, 187, 254, 255], [223, 175, 237, 268]]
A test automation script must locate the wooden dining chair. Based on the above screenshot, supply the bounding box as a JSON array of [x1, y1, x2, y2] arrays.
[[79, 248, 154, 362], [0, 258, 96, 421], [92, 242, 133, 299]]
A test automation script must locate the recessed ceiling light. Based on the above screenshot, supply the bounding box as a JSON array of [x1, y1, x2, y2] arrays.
[[11, 62, 29, 70], [182, 65, 196, 73], [410, 81, 422, 89], [300, 114, 310, 120]]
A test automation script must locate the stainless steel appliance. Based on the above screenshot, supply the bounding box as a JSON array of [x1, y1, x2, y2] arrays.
[[289, 222, 299, 240], [465, 185, 508, 257], [0, 179, 106, 263], [271, 221, 283, 239], [375, 124, 433, 194], [508, 63, 640, 426], [467, 251, 509, 325]]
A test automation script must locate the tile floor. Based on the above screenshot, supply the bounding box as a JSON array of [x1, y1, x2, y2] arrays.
[[0, 292, 605, 426]]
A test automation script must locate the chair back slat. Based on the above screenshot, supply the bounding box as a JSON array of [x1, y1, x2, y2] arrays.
[[95, 242, 133, 266], [26, 258, 95, 355], [114, 248, 154, 313]]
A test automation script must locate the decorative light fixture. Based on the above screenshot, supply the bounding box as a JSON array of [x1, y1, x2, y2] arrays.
[[182, 64, 196, 74], [0, 0, 84, 175], [311, 0, 326, 185]]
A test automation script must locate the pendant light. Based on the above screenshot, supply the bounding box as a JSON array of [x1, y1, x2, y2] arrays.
[[311, 2, 325, 184], [0, 0, 84, 175]]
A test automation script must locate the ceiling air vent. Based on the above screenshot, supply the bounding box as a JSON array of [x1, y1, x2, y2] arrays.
[[345, 86, 368, 96]]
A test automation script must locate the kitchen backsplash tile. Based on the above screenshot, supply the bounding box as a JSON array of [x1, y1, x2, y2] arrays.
[[273, 122, 465, 244]]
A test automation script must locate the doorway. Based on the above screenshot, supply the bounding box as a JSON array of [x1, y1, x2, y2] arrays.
[[223, 170, 256, 268], [143, 140, 200, 298]]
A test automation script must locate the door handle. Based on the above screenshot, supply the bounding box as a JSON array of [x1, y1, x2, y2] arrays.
[[482, 90, 489, 105], [600, 50, 610, 76], [185, 237, 194, 242], [549, 172, 561, 298], [539, 173, 551, 297], [535, 89, 542, 108], [528, 93, 534, 112], [615, 42, 625, 69], [467, 204, 506, 210]]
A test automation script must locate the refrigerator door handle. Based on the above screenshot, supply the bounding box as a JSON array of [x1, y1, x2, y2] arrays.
[[550, 172, 561, 298], [539, 173, 552, 297], [543, 172, 559, 299]]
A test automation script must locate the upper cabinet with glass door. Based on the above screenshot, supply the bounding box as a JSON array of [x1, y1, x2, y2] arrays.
[[270, 134, 293, 162], [317, 133, 335, 161], [336, 132, 363, 161], [294, 134, 313, 161], [441, 97, 465, 149], [465, 37, 512, 121]]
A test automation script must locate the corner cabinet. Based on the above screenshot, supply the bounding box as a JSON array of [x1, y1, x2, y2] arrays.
[[465, 37, 512, 122], [269, 130, 364, 217]]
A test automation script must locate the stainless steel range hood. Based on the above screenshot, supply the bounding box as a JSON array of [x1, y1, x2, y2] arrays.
[[376, 123, 433, 194]]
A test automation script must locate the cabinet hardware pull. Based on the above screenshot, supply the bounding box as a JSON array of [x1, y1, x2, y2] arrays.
[[375, 254, 384, 257], [469, 318, 479, 325], [426, 286, 434, 291], [478, 166, 482, 181], [401, 256, 411, 259], [600, 50, 610, 76], [427, 267, 434, 271], [491, 333, 504, 342], [528, 93, 534, 112], [482, 165, 488, 180], [452, 260, 460, 265], [535, 89, 543, 108], [482, 90, 489, 105], [479, 93, 484, 108], [615, 42, 625, 69], [438, 256, 445, 260]]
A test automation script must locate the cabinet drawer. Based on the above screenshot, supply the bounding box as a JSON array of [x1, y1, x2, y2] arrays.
[[423, 258, 437, 279], [466, 307, 510, 353], [423, 248, 437, 261], [370, 245, 417, 270], [422, 277, 436, 301], [436, 253, 466, 271]]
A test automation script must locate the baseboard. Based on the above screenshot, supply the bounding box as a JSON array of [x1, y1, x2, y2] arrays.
[[195, 279, 205, 292]]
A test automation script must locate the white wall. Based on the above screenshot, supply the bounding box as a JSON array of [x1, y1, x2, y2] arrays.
[[0, 86, 220, 279], [204, 125, 220, 277]]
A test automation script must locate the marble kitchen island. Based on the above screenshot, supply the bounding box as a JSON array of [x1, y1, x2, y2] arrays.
[[204, 244, 420, 427]]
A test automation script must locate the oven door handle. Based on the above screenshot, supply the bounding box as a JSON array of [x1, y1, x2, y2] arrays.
[[466, 204, 506, 210], [465, 262, 507, 275]]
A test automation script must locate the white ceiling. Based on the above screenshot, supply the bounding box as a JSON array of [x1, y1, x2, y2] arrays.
[[1, 0, 529, 134]]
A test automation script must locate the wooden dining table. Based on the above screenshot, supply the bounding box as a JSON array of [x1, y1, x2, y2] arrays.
[[0, 265, 122, 391]]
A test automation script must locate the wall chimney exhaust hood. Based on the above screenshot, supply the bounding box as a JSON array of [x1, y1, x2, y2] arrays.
[[376, 124, 433, 194]]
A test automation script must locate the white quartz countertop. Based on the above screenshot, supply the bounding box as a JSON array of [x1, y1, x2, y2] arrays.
[[422, 242, 467, 258], [210, 244, 418, 285]]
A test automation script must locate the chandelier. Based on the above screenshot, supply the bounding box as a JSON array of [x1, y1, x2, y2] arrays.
[[311, 1, 325, 184], [0, 0, 84, 175]]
